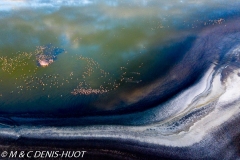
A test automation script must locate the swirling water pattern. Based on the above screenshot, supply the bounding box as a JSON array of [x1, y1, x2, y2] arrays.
[[0, 0, 240, 159]]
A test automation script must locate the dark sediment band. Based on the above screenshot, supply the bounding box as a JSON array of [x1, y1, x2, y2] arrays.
[[1, 112, 240, 160]]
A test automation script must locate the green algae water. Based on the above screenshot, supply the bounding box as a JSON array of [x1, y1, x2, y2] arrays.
[[0, 1, 231, 115], [0, 5, 172, 114]]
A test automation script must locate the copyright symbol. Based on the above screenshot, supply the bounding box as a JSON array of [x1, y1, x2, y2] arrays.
[[1, 151, 8, 158]]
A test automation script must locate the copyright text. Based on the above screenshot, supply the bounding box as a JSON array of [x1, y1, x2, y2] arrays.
[[1, 150, 86, 158]]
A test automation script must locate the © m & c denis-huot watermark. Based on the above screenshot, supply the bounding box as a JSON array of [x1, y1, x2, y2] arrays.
[[1, 150, 86, 158]]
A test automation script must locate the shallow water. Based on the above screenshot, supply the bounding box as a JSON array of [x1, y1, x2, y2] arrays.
[[0, 1, 199, 114]]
